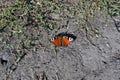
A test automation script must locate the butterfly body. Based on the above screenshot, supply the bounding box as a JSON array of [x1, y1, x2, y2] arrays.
[[51, 33, 76, 46]]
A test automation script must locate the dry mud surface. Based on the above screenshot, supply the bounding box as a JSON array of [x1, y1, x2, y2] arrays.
[[0, 14, 120, 80], [0, 0, 120, 80]]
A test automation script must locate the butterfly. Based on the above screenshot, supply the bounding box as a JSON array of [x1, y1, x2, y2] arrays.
[[51, 32, 77, 46]]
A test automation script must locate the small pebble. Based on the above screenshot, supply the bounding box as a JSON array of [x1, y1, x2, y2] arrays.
[[1, 49, 11, 65]]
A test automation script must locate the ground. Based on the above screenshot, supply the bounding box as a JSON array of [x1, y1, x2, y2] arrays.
[[0, 0, 120, 80]]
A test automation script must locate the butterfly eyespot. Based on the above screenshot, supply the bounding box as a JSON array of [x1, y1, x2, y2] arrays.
[[51, 38, 54, 41], [69, 37, 73, 41]]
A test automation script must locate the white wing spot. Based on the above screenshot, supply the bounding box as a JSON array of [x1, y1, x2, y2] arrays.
[[69, 37, 73, 41]]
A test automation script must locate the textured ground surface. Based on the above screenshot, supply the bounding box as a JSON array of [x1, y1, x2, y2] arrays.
[[0, 0, 120, 80]]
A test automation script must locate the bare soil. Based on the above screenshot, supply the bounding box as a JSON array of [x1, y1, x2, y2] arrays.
[[0, 0, 120, 80]]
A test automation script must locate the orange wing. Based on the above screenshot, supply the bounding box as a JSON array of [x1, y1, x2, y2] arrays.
[[62, 36, 71, 46], [51, 37, 62, 46]]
